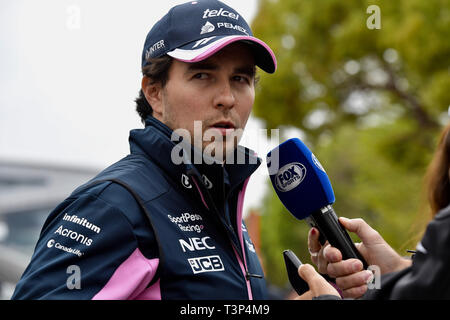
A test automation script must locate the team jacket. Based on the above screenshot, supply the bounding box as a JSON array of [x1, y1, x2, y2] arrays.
[[363, 203, 450, 299], [12, 117, 267, 300]]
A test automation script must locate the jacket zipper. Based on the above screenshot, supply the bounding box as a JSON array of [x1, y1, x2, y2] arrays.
[[188, 172, 258, 298]]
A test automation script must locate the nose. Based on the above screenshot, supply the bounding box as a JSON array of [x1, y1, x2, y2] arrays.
[[213, 81, 235, 109]]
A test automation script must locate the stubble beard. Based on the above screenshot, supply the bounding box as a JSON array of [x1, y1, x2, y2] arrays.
[[164, 112, 243, 164]]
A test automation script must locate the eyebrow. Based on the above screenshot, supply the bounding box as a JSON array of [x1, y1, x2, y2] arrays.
[[235, 66, 257, 78], [186, 62, 218, 72], [186, 62, 256, 78]]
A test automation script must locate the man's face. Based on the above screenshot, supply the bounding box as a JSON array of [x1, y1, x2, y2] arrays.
[[152, 42, 256, 161]]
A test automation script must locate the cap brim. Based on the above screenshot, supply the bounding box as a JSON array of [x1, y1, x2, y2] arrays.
[[167, 35, 277, 74]]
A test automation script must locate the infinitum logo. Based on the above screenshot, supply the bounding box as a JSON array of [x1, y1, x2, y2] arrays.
[[62, 212, 101, 234]]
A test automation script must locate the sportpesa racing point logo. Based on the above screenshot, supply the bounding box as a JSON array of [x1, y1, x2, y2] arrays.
[[274, 162, 306, 192]]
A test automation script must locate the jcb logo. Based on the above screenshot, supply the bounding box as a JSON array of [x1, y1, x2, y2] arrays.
[[188, 255, 224, 274]]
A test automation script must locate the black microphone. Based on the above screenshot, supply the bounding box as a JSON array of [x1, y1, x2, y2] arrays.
[[267, 138, 368, 268]]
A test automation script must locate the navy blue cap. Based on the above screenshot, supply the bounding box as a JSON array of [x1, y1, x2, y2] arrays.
[[141, 0, 277, 73]]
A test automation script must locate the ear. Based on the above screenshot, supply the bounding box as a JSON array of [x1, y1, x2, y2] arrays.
[[141, 76, 163, 118]]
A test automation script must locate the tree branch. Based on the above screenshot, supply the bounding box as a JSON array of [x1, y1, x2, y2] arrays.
[[380, 61, 439, 129]]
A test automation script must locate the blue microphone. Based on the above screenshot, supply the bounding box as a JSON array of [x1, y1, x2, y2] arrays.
[[267, 138, 368, 268]]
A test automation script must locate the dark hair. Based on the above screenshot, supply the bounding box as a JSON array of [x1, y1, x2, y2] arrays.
[[135, 55, 174, 123], [425, 123, 450, 217]]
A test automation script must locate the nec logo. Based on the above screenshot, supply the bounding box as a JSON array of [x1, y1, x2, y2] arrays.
[[188, 255, 225, 274], [179, 236, 215, 252], [275, 162, 307, 192]]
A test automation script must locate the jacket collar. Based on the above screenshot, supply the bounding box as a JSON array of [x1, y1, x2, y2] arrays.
[[129, 116, 261, 198]]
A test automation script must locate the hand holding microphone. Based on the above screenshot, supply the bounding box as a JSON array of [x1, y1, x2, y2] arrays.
[[309, 217, 412, 298], [267, 138, 411, 298], [267, 138, 368, 267]]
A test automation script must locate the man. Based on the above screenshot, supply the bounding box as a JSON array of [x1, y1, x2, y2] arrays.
[[13, 0, 280, 300]]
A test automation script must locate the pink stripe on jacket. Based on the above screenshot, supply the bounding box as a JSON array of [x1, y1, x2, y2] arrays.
[[92, 248, 160, 300]]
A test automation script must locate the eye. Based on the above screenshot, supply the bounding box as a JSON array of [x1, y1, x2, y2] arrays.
[[233, 75, 252, 84], [193, 73, 209, 80]]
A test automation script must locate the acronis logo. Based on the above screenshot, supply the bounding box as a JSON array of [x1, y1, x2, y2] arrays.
[[275, 162, 306, 192]]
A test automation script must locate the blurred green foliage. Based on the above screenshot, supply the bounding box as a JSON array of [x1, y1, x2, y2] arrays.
[[251, 0, 450, 286]]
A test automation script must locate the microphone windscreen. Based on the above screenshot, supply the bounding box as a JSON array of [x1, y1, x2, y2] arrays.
[[267, 138, 335, 220]]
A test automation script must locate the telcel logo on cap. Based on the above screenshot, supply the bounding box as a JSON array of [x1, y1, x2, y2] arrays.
[[275, 162, 307, 192], [203, 8, 240, 20]]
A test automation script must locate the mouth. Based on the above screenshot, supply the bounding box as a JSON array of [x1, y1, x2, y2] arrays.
[[209, 121, 236, 134], [212, 122, 235, 129]]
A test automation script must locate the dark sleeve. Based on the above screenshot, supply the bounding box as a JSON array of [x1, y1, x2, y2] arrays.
[[11, 191, 158, 300], [364, 207, 450, 300]]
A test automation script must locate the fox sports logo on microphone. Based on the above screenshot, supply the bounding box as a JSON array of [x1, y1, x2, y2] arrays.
[[274, 162, 307, 192]]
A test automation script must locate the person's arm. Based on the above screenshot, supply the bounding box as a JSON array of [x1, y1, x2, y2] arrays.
[[377, 209, 450, 299], [12, 192, 158, 300]]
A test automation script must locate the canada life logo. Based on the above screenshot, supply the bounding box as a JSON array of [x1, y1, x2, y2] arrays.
[[275, 162, 307, 192]]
